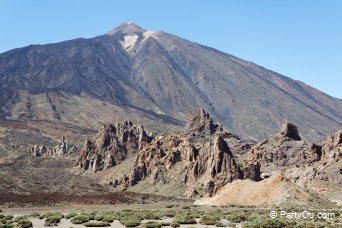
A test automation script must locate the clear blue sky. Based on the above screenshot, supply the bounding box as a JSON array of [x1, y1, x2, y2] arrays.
[[1, 0, 341, 98]]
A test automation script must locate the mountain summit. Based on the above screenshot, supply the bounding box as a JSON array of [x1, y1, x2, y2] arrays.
[[0, 23, 341, 142], [107, 23, 146, 36]]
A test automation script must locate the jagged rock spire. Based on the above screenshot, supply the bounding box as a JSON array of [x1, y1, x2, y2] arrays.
[[279, 122, 301, 141], [184, 109, 217, 134]]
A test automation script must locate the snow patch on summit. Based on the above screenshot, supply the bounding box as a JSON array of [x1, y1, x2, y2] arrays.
[[142, 31, 159, 42], [120, 34, 138, 53]]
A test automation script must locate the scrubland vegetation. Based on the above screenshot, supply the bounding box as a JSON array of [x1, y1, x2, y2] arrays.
[[0, 205, 340, 227]]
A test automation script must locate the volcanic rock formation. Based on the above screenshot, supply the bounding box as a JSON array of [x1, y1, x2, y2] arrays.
[[73, 109, 341, 203], [81, 109, 260, 197], [74, 120, 152, 172], [246, 122, 323, 172], [320, 130, 341, 161], [28, 137, 77, 157]]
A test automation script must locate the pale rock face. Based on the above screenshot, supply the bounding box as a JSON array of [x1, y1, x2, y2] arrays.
[[120, 34, 139, 53], [142, 31, 158, 42]]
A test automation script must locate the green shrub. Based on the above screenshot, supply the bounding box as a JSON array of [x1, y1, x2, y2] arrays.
[[161, 210, 176, 218], [144, 212, 162, 220], [28, 212, 40, 218], [141, 221, 162, 228], [94, 214, 105, 221], [3, 216, 13, 221], [166, 204, 175, 208], [70, 215, 90, 224], [199, 214, 220, 225], [216, 221, 227, 227], [83, 221, 110, 227], [120, 217, 141, 227], [226, 212, 247, 223], [293, 221, 327, 228], [13, 215, 28, 222], [65, 212, 77, 219], [170, 222, 180, 227], [174, 214, 196, 224], [16, 219, 32, 228], [182, 206, 191, 210], [102, 216, 115, 223], [44, 215, 61, 226], [0, 219, 13, 226], [80, 213, 94, 220], [0, 224, 14, 228], [242, 218, 289, 228], [39, 212, 63, 220]]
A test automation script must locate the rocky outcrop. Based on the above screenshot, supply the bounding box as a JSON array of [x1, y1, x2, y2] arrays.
[[28, 137, 77, 157], [278, 122, 301, 141], [321, 130, 341, 161], [72, 109, 340, 202], [246, 122, 322, 172], [121, 109, 259, 197], [29, 145, 48, 157], [184, 109, 220, 134], [74, 120, 152, 172]]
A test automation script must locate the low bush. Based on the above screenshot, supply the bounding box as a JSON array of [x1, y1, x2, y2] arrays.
[[102, 216, 115, 223], [64, 212, 77, 219], [294, 221, 329, 228], [29, 212, 40, 218], [120, 217, 141, 227], [0, 224, 14, 228], [16, 219, 32, 228], [39, 212, 63, 220], [226, 212, 247, 223], [13, 215, 28, 222], [3, 216, 13, 221], [216, 221, 227, 227], [143, 211, 162, 220], [44, 215, 61, 226], [242, 218, 290, 228], [141, 221, 162, 228], [199, 214, 220, 225], [170, 222, 180, 228], [161, 210, 176, 218], [174, 214, 196, 224], [70, 215, 90, 224], [83, 221, 110, 227], [160, 221, 171, 226], [94, 214, 105, 221], [80, 213, 94, 220]]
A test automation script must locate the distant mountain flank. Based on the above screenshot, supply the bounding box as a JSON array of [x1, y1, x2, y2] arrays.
[[0, 23, 341, 142]]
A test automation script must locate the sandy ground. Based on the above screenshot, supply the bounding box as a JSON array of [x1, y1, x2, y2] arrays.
[[195, 174, 314, 206]]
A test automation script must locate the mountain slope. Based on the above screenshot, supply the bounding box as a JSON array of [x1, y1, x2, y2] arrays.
[[0, 23, 341, 142]]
